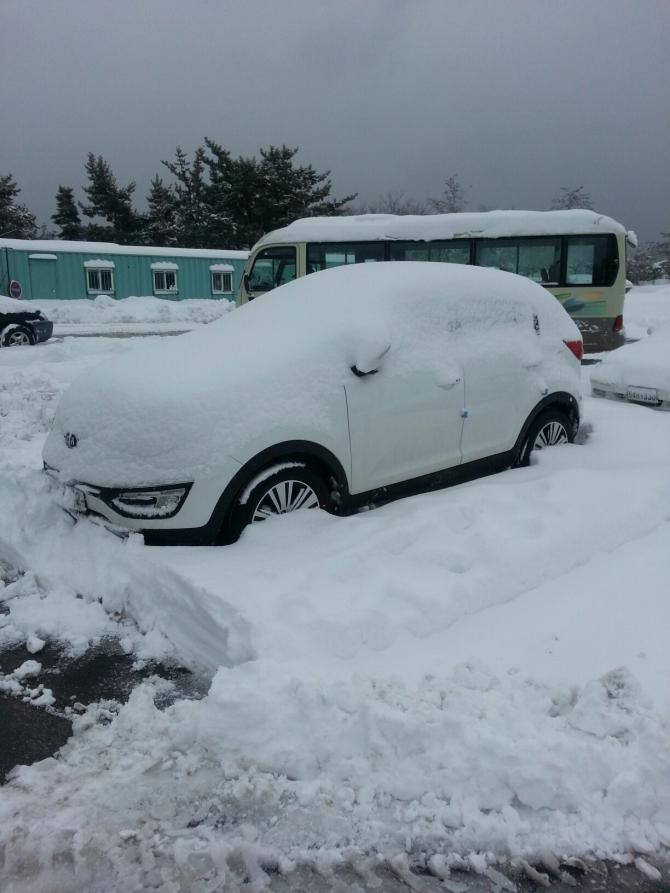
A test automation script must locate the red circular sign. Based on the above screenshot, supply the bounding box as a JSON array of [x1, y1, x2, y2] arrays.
[[9, 280, 22, 299]]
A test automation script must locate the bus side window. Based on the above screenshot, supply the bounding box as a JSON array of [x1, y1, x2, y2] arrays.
[[566, 235, 618, 287]]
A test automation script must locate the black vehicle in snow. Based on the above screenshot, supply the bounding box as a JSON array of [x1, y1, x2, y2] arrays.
[[0, 297, 53, 347]]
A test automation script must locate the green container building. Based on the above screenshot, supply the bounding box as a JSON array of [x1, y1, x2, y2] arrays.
[[0, 238, 249, 302]]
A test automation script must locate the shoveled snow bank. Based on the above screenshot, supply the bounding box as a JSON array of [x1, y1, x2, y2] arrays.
[[0, 335, 251, 671], [29, 293, 234, 328]]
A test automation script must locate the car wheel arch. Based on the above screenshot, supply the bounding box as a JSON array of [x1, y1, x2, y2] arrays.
[[513, 392, 580, 464], [213, 440, 350, 544]]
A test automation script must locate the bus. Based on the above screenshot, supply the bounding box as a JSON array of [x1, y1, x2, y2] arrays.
[[238, 210, 638, 352]]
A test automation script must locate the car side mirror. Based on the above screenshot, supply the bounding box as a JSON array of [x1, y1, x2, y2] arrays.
[[350, 341, 390, 379], [242, 273, 250, 293], [350, 364, 378, 378]]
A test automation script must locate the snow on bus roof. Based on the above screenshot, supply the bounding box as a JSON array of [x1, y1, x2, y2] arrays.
[[0, 238, 248, 261], [255, 209, 628, 248]]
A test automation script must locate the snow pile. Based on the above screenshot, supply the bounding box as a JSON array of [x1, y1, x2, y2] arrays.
[[0, 476, 252, 673], [29, 294, 234, 328], [0, 336, 252, 669], [1, 667, 668, 890], [623, 284, 670, 341]]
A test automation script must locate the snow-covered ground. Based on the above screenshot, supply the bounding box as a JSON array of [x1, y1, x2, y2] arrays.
[[0, 287, 669, 890]]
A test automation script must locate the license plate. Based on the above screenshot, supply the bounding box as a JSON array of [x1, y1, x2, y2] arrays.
[[627, 386, 658, 404]]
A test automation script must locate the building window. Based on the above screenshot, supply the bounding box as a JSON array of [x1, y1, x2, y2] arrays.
[[211, 270, 233, 294], [152, 270, 178, 293], [86, 268, 114, 293]]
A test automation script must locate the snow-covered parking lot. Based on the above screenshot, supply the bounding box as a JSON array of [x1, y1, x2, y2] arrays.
[[1, 288, 669, 891]]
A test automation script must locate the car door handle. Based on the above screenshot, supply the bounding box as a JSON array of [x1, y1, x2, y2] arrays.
[[437, 376, 462, 390]]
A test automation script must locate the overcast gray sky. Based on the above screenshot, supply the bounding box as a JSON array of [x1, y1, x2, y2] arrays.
[[2, 0, 669, 241]]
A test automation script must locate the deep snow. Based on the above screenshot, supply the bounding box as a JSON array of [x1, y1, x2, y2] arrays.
[[0, 286, 669, 890]]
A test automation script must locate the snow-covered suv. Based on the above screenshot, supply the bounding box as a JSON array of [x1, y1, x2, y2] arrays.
[[43, 262, 582, 544]]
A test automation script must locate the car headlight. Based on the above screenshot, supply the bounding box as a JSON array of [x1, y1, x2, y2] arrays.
[[107, 485, 190, 519]]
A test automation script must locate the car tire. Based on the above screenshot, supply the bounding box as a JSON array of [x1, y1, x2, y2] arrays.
[[1, 323, 36, 347], [516, 409, 572, 467], [227, 464, 330, 541]]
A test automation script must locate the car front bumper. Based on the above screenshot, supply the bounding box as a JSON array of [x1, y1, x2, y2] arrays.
[[43, 459, 243, 545], [590, 381, 670, 411], [32, 319, 54, 343]]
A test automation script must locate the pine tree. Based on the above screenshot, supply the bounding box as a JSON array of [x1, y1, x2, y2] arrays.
[[80, 153, 140, 243], [428, 175, 467, 213], [52, 185, 83, 240], [224, 143, 355, 248], [162, 147, 212, 247], [143, 175, 179, 246], [0, 173, 37, 239], [550, 186, 593, 210]]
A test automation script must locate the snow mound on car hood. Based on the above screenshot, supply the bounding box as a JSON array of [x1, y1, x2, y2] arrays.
[[0, 294, 35, 314]]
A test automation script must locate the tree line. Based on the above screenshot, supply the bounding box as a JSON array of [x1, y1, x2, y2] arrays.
[[0, 154, 667, 280]]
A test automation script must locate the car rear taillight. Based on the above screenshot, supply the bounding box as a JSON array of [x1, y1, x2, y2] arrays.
[[563, 339, 583, 361], [613, 314, 624, 332]]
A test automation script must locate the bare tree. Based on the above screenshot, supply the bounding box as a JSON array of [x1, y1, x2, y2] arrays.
[[352, 190, 425, 215], [550, 186, 593, 210], [428, 175, 468, 213]]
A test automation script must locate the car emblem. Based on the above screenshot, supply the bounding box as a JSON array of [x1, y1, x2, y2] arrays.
[[64, 432, 78, 449]]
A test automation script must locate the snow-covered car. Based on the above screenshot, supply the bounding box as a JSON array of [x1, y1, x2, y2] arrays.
[[43, 262, 582, 544], [0, 295, 53, 347], [590, 334, 670, 410]]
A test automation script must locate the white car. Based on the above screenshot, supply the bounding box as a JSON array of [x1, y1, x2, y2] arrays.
[[590, 334, 670, 410], [43, 262, 582, 544]]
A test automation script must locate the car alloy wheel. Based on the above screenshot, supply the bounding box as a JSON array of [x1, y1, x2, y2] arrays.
[[532, 420, 569, 450], [251, 479, 321, 522], [2, 327, 33, 346], [516, 409, 573, 467], [226, 463, 330, 543]]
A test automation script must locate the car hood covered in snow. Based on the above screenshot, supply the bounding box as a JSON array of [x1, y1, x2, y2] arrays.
[[44, 262, 579, 486]]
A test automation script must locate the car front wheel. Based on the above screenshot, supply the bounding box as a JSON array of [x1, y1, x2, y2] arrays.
[[228, 464, 329, 540], [516, 410, 572, 467], [1, 324, 36, 347]]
